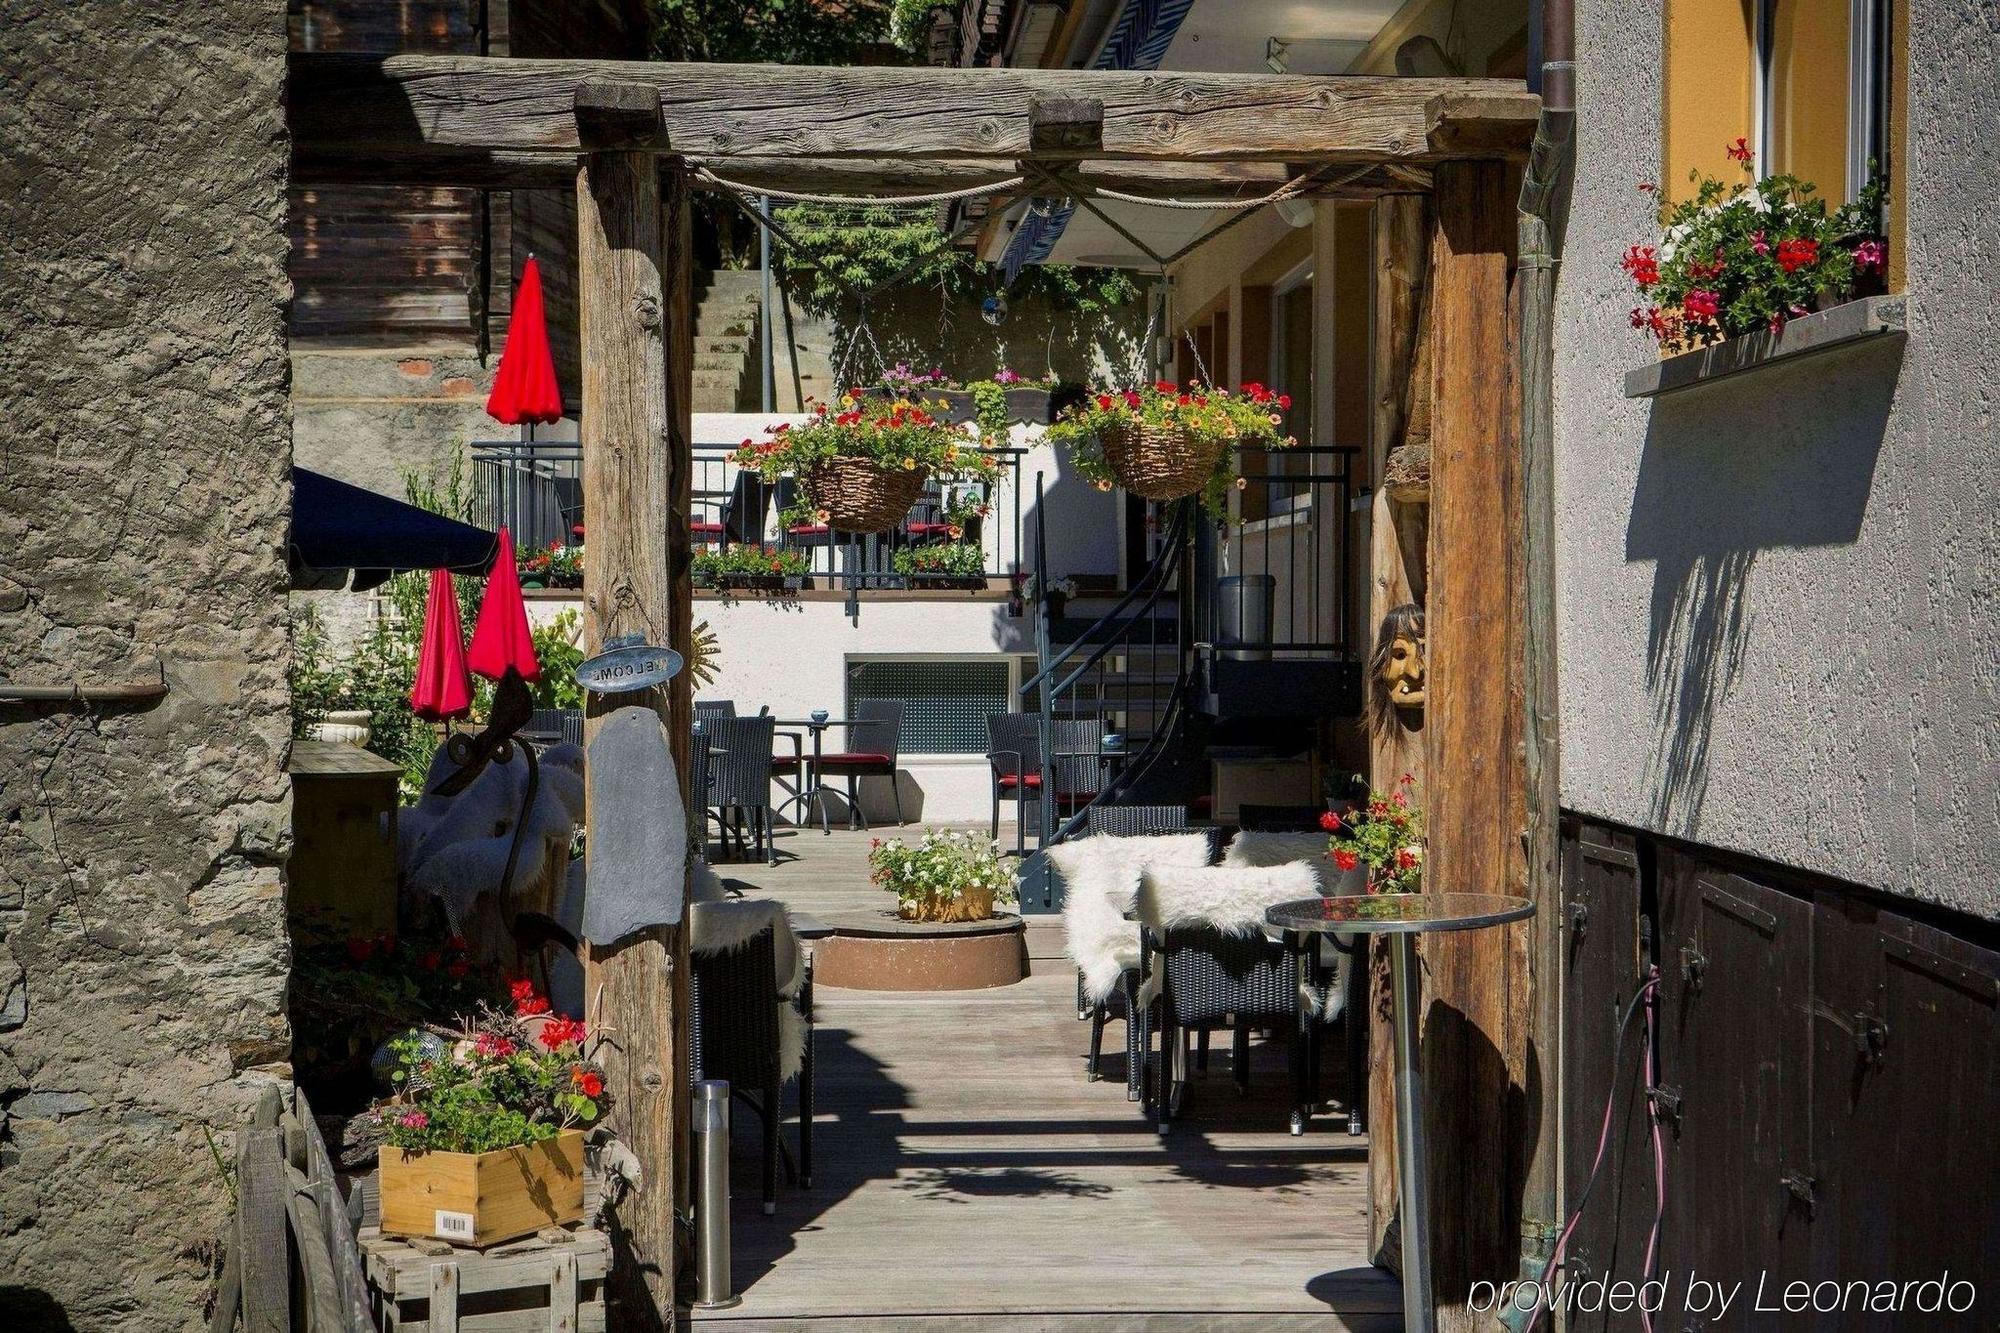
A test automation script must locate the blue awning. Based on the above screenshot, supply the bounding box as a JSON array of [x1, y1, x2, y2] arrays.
[[290, 467, 498, 591]]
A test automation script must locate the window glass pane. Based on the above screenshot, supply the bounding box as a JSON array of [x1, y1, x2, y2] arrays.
[[1769, 0, 1851, 199], [846, 658, 1012, 755]]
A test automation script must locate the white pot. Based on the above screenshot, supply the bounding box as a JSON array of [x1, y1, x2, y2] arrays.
[[308, 709, 373, 747]]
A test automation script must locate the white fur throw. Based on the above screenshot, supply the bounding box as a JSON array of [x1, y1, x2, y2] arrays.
[[1053, 832, 1213, 1005], [690, 897, 807, 1081], [1137, 861, 1322, 937]]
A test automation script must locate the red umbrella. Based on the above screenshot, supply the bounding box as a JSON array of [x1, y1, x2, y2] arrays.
[[467, 527, 542, 683], [486, 256, 563, 425], [409, 569, 474, 721]]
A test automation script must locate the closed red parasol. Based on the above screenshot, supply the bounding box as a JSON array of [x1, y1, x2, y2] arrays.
[[467, 527, 541, 683], [485, 256, 563, 425], [409, 568, 474, 721]]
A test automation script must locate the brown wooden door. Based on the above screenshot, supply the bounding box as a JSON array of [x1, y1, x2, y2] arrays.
[[1656, 855, 1816, 1318], [1560, 821, 1658, 1327], [1811, 896, 2000, 1327]]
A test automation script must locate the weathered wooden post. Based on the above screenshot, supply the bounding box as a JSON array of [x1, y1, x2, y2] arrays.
[[1364, 190, 1431, 1267], [574, 79, 695, 1325], [1421, 158, 1528, 1333]]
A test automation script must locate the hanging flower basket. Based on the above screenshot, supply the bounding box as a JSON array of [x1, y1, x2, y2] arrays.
[[808, 456, 932, 533], [1049, 381, 1294, 514], [733, 392, 1001, 535], [1097, 421, 1231, 502]]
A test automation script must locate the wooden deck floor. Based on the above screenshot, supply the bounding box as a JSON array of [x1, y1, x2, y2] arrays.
[[694, 826, 1399, 1331]]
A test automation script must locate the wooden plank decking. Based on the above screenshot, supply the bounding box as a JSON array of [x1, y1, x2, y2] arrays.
[[697, 826, 1399, 1330]]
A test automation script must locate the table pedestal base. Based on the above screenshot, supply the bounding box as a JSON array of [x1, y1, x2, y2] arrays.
[[1390, 931, 1435, 1333]]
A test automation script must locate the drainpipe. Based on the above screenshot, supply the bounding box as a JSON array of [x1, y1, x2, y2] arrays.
[[1513, 0, 1573, 1317]]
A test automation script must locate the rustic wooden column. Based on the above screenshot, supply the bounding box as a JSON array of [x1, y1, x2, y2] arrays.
[[1419, 158, 1527, 1332], [1363, 191, 1430, 1268], [574, 80, 693, 1327]]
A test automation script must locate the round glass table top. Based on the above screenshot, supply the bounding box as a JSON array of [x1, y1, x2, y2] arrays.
[[1265, 893, 1536, 935]]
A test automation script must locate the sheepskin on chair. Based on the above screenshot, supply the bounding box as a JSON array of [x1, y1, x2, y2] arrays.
[[1138, 860, 1347, 1018], [398, 739, 583, 939], [690, 896, 807, 1082], [1051, 832, 1213, 1006]]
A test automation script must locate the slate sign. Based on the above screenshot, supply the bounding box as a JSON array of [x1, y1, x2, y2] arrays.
[[581, 705, 687, 941], [577, 633, 683, 696]]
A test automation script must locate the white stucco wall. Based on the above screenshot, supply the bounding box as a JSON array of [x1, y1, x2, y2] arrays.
[[1553, 0, 2000, 918]]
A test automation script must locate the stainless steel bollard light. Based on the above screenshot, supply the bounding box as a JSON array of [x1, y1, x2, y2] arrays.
[[692, 1079, 740, 1310]]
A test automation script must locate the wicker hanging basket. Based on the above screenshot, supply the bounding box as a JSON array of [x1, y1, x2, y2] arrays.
[[1096, 422, 1228, 502], [807, 456, 931, 533]]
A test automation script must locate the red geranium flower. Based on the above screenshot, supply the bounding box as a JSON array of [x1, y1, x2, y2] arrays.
[[1318, 810, 1340, 832], [1682, 289, 1722, 321], [346, 936, 375, 963], [1396, 848, 1420, 871], [1154, 380, 1177, 393], [1333, 849, 1360, 873], [1726, 137, 1753, 163], [510, 978, 551, 1017], [539, 1016, 588, 1050], [474, 1032, 516, 1059], [1776, 238, 1819, 273], [571, 1067, 605, 1098], [1620, 244, 1660, 287], [1095, 393, 1115, 411]]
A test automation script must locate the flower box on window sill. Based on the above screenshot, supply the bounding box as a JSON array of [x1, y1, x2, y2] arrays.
[[1625, 295, 1909, 400]]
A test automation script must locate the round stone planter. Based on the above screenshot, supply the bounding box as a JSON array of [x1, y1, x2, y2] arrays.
[[307, 709, 373, 747], [813, 911, 1027, 991]]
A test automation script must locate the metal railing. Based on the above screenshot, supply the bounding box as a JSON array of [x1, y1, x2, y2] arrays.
[[470, 439, 1030, 607], [1204, 445, 1362, 659]]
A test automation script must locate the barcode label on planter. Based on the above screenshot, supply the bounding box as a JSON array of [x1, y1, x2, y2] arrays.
[[434, 1210, 475, 1241]]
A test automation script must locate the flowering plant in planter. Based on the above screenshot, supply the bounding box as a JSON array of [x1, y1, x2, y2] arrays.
[[1624, 139, 1888, 348], [1321, 774, 1423, 894], [1046, 379, 1294, 514], [892, 541, 986, 581], [375, 979, 609, 1154], [868, 828, 1018, 923], [732, 392, 999, 532], [692, 544, 810, 587], [518, 540, 583, 589]]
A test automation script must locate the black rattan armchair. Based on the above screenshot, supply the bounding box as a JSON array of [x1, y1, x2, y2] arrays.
[[1073, 805, 1197, 1100], [704, 715, 779, 865], [690, 923, 814, 1215], [985, 713, 1042, 857]]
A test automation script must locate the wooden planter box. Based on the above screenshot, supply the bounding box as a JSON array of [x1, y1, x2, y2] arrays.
[[361, 1224, 609, 1333], [378, 1130, 586, 1249]]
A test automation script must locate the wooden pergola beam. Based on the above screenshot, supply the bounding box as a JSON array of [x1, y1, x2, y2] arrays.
[[289, 53, 1537, 167], [291, 145, 1431, 199]]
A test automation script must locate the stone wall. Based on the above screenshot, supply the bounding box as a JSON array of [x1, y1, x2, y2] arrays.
[[0, 1, 295, 1326], [1552, 0, 2000, 919]]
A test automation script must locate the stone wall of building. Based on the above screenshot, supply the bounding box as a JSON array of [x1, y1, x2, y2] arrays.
[[0, 1, 295, 1326]]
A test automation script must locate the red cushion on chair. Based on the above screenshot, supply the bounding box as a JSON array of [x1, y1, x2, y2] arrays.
[[996, 773, 1043, 790], [905, 522, 953, 537], [816, 752, 894, 769], [689, 521, 725, 535], [788, 524, 830, 537]]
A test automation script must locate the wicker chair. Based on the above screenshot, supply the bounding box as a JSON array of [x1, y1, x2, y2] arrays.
[[1137, 869, 1345, 1137], [985, 713, 1043, 856], [690, 470, 773, 547], [703, 715, 779, 865], [812, 700, 904, 830], [690, 923, 814, 1215], [1066, 806, 1210, 1104], [694, 699, 737, 718]]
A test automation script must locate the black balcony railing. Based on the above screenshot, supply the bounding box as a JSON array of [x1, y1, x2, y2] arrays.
[[470, 439, 1029, 608]]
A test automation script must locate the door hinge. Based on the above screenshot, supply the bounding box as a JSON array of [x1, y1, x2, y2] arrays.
[[1854, 1012, 1888, 1063], [1566, 900, 1589, 937], [1680, 944, 1707, 989]]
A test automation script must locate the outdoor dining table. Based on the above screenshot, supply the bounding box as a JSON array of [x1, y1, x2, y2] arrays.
[[768, 716, 889, 834], [1265, 892, 1536, 1333]]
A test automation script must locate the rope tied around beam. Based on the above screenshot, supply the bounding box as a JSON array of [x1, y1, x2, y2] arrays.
[[693, 166, 1026, 208]]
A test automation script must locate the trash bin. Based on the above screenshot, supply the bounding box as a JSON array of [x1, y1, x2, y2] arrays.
[[1215, 574, 1275, 661]]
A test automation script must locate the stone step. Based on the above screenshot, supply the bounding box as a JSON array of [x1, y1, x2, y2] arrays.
[[695, 336, 752, 356]]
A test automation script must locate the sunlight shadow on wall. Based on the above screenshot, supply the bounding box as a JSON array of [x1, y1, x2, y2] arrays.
[[1624, 337, 1903, 831]]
